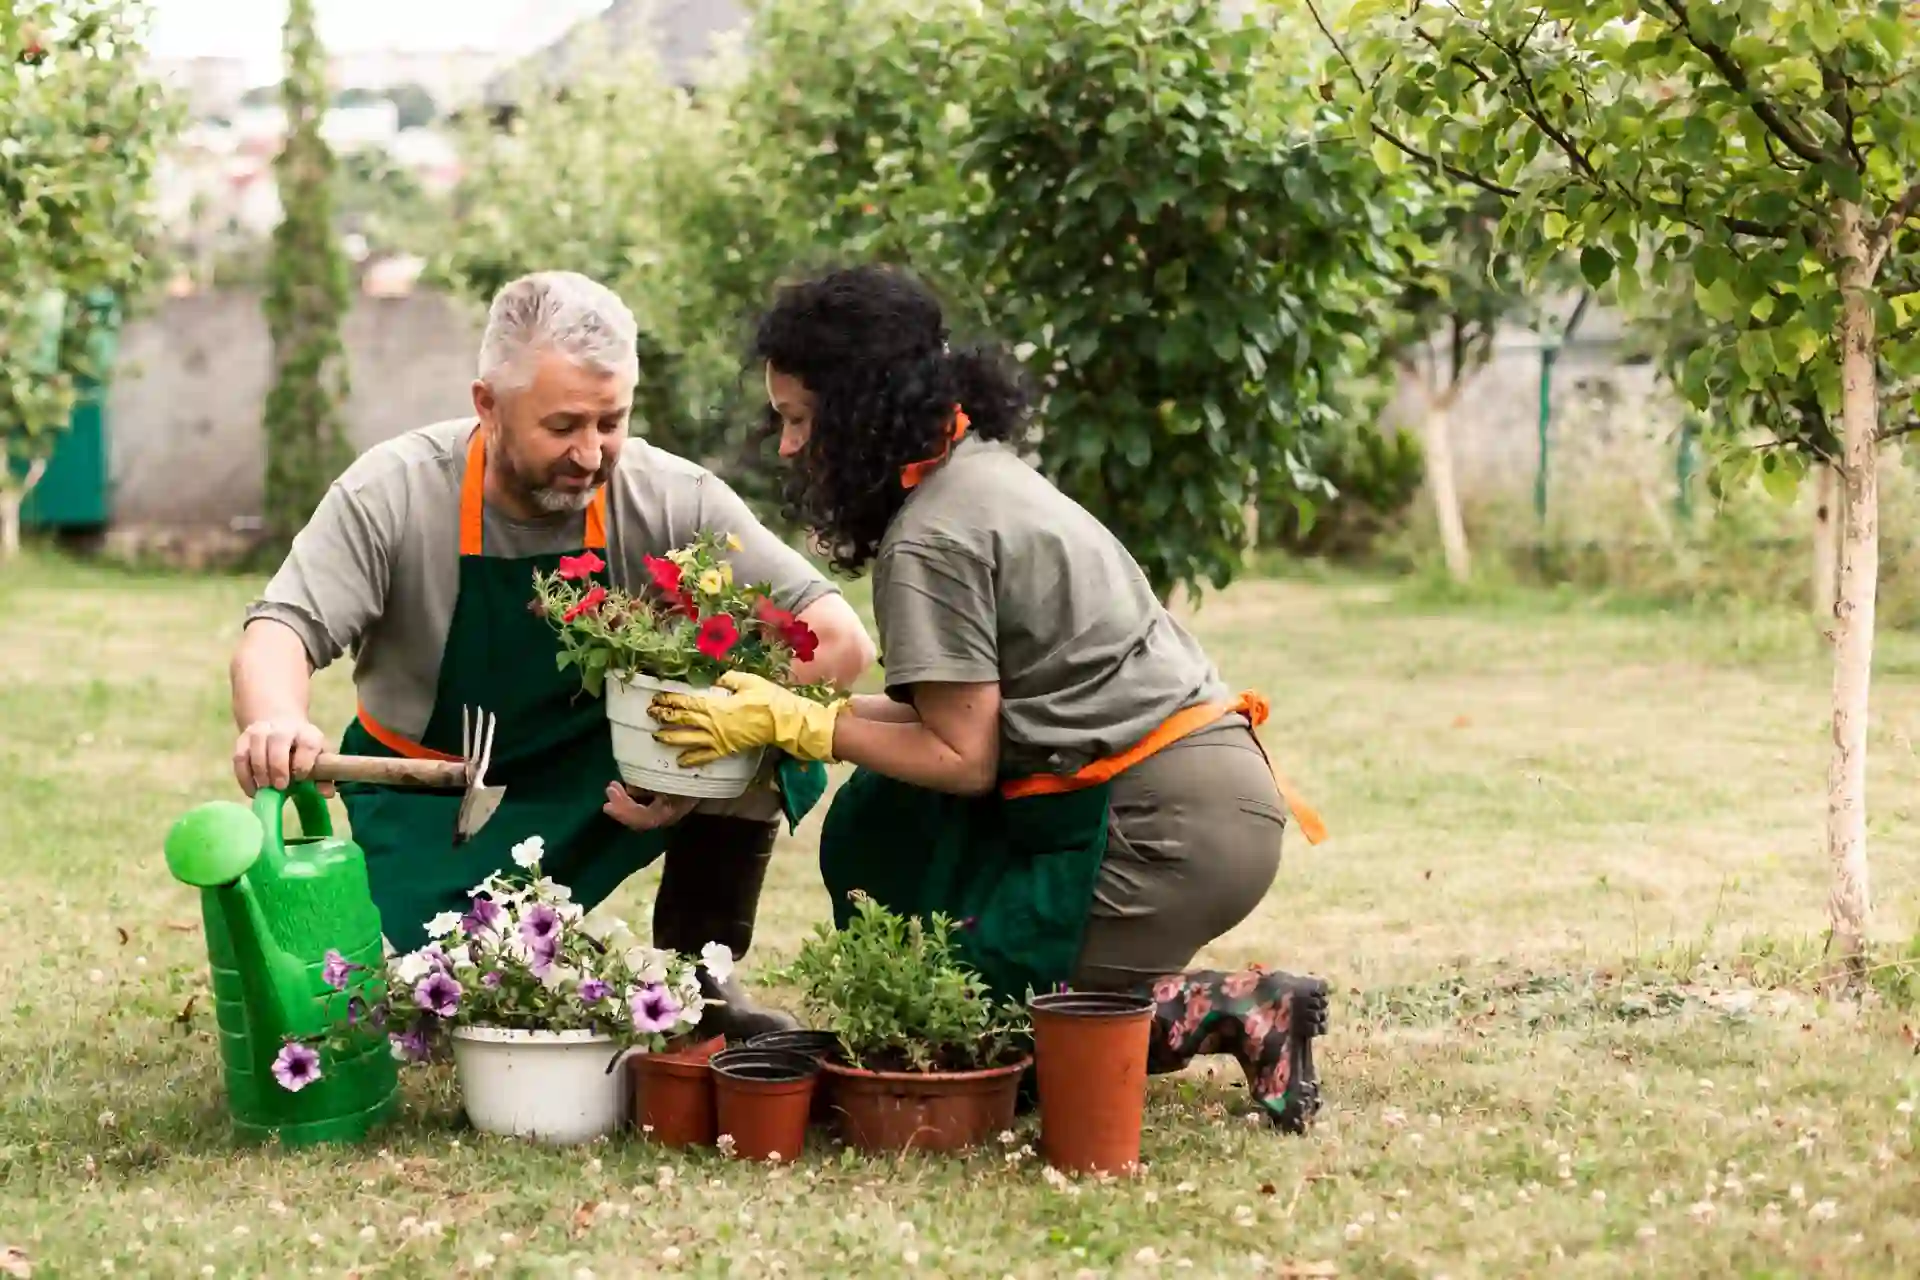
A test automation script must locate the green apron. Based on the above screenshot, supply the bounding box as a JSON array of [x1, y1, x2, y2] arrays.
[[337, 426, 826, 953], [817, 767, 1113, 1003]]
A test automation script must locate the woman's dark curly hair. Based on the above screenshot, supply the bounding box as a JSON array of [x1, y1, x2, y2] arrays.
[[750, 263, 1031, 575]]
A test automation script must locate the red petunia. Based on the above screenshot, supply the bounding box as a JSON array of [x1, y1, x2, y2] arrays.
[[563, 586, 608, 623], [754, 597, 794, 629], [782, 619, 819, 663], [643, 554, 682, 595], [696, 613, 740, 660], [557, 550, 605, 581], [675, 590, 700, 621]]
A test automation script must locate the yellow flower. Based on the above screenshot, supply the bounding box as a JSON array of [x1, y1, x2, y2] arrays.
[[725, 533, 744, 552], [697, 569, 724, 595], [720, 563, 734, 587]]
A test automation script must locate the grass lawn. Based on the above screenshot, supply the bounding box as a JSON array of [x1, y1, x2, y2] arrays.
[[3, 550, 1920, 1277]]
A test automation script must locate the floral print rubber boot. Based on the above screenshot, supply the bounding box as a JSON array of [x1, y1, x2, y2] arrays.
[[1142, 965, 1330, 1134]]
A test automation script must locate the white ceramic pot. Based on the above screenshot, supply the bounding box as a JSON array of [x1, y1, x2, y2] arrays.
[[604, 671, 766, 800], [450, 1026, 630, 1144]]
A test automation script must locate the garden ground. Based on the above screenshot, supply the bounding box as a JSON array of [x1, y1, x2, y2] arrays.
[[2, 551, 1919, 1277]]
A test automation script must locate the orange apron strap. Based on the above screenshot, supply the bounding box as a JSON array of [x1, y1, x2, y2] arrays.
[[1000, 690, 1328, 845], [459, 424, 487, 557], [584, 486, 608, 550], [900, 408, 970, 490], [356, 704, 462, 762], [462, 424, 611, 552]]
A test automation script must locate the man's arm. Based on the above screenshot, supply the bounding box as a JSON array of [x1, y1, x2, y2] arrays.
[[231, 476, 397, 795]]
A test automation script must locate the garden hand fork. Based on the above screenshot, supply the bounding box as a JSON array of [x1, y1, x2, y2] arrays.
[[299, 705, 505, 845]]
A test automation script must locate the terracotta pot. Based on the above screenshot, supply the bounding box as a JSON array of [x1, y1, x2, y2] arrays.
[[631, 1034, 726, 1148], [746, 1030, 845, 1125], [1028, 990, 1155, 1175], [711, 1048, 817, 1162], [821, 1055, 1031, 1154]]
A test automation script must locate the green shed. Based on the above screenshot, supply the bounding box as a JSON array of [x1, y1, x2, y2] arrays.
[[11, 289, 121, 531]]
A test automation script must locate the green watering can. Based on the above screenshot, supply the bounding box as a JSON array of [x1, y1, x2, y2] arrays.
[[163, 781, 400, 1147]]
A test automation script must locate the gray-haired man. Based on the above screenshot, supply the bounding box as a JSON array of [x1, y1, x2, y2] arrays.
[[227, 271, 875, 1037]]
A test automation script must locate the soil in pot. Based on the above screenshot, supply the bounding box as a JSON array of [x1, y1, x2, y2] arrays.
[[746, 1030, 844, 1125], [821, 1046, 1031, 1154], [631, 1034, 725, 1148], [711, 1047, 817, 1162], [1028, 991, 1155, 1174]]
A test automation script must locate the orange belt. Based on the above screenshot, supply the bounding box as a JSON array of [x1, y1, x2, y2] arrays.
[[999, 690, 1327, 845]]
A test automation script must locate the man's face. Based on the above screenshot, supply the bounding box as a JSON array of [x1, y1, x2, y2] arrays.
[[473, 348, 634, 514]]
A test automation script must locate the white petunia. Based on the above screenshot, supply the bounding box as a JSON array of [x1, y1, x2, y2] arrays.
[[626, 947, 670, 986], [392, 951, 434, 985], [540, 963, 581, 991], [700, 941, 735, 984], [443, 944, 473, 971], [426, 911, 464, 939], [511, 836, 545, 869]]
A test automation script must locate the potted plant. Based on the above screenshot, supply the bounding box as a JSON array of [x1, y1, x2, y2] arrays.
[[775, 893, 1031, 1154], [529, 529, 838, 799], [296, 836, 732, 1145]]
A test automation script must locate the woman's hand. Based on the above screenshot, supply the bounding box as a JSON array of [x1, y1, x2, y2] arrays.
[[649, 671, 845, 766], [602, 783, 699, 831]]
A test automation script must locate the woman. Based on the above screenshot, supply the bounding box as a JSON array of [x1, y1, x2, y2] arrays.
[[641, 264, 1330, 1132]]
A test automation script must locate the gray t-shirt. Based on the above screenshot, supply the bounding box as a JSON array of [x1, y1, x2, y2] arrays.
[[872, 436, 1230, 776], [246, 417, 837, 741]]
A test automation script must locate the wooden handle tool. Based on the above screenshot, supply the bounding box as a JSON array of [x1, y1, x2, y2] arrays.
[[303, 754, 467, 789]]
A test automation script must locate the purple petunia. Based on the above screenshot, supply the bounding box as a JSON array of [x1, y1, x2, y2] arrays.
[[629, 982, 682, 1035], [461, 897, 503, 936], [320, 949, 355, 991], [272, 1041, 322, 1092], [578, 978, 610, 1004], [480, 970, 503, 989], [389, 1027, 433, 1063], [414, 971, 463, 1019], [519, 903, 561, 949]]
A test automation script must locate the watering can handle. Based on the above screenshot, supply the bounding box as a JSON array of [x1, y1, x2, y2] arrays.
[[252, 780, 334, 867]]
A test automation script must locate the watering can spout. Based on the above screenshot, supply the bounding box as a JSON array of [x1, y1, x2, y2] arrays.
[[163, 799, 311, 1050]]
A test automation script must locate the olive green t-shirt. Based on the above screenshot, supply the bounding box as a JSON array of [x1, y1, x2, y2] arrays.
[[872, 436, 1230, 777], [244, 417, 838, 742]]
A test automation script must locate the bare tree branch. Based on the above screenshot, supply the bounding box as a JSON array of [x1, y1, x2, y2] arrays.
[[1821, 62, 1868, 172], [1370, 124, 1521, 198], [1302, 0, 1367, 91], [1872, 182, 1920, 272], [1656, 0, 1841, 167]]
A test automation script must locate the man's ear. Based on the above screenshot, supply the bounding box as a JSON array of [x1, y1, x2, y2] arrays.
[[471, 379, 496, 424]]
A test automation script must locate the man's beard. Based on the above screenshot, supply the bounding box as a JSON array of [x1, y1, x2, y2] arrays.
[[492, 440, 608, 514]]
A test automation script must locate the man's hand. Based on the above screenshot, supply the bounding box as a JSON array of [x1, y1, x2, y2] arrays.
[[649, 671, 845, 767], [602, 783, 698, 832], [232, 718, 332, 797]]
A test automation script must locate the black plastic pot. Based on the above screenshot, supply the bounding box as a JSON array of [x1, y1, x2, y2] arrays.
[[745, 1031, 844, 1125]]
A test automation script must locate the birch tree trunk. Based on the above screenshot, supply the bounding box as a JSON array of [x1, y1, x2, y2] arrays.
[[1826, 203, 1879, 968], [0, 460, 47, 562], [1812, 462, 1841, 622], [1422, 387, 1472, 583]]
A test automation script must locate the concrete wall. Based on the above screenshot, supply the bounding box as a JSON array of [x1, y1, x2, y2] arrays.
[[107, 289, 485, 528], [100, 287, 1678, 534]]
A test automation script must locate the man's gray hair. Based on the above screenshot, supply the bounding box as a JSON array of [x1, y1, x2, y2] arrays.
[[476, 271, 640, 392]]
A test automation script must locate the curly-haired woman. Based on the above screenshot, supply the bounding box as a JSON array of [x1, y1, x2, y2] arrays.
[[639, 264, 1331, 1131]]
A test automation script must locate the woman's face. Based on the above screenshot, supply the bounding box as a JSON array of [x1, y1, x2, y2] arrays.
[[765, 364, 816, 459]]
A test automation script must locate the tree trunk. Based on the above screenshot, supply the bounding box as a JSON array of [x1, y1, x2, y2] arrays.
[[1812, 461, 1841, 621], [0, 459, 47, 563], [1422, 388, 1472, 583], [1826, 203, 1879, 970]]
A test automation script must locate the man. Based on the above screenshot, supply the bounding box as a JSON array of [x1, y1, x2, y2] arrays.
[[229, 270, 876, 1039]]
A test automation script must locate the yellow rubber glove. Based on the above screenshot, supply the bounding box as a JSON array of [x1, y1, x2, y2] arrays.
[[648, 671, 846, 767]]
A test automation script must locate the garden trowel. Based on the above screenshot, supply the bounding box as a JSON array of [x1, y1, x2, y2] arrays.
[[297, 705, 505, 845]]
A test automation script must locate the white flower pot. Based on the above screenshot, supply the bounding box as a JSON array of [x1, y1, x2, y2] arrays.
[[605, 671, 766, 800], [450, 1026, 630, 1144]]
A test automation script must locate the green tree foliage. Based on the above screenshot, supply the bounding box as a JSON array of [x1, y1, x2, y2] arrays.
[[262, 0, 353, 549], [0, 2, 177, 557], [1325, 0, 1920, 966]]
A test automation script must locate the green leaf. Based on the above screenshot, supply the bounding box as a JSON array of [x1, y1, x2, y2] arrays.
[[1579, 246, 1615, 289], [1370, 134, 1405, 175]]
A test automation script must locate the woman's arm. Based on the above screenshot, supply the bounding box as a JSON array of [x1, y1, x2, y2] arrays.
[[847, 694, 921, 723], [832, 682, 1000, 796]]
